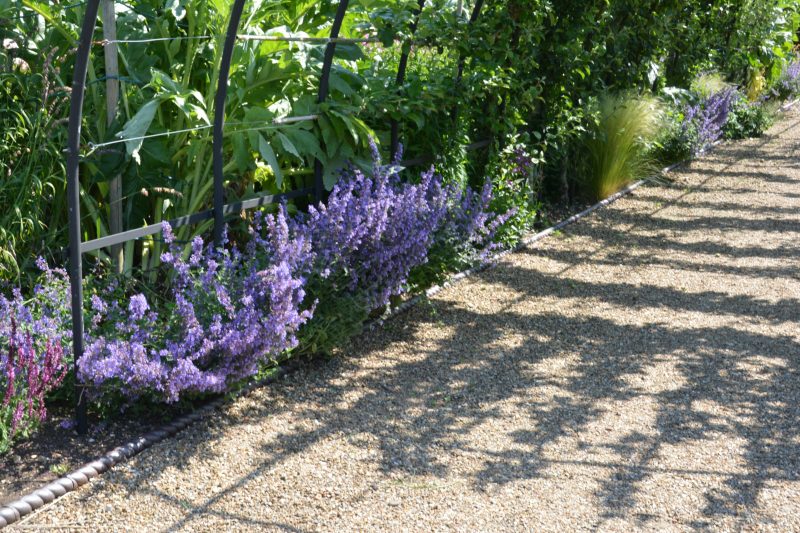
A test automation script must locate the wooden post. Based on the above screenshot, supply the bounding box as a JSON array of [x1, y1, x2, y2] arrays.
[[102, 0, 123, 272]]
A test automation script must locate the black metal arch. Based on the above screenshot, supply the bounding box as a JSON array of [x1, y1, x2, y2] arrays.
[[214, 0, 352, 231], [67, 0, 358, 432], [65, 0, 483, 433], [212, 0, 247, 247], [313, 0, 351, 202], [456, 0, 484, 86], [66, 0, 102, 435]]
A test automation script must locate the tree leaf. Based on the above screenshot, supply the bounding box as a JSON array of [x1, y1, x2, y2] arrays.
[[117, 100, 160, 164], [284, 129, 325, 163], [258, 135, 283, 188], [276, 132, 301, 160], [232, 132, 250, 172]]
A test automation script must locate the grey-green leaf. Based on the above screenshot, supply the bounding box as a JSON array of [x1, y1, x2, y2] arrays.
[[117, 100, 160, 164]]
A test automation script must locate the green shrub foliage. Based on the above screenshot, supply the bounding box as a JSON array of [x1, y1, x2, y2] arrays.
[[724, 98, 777, 139]]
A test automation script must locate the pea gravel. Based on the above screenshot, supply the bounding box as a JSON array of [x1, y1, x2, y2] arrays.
[[11, 112, 800, 532]]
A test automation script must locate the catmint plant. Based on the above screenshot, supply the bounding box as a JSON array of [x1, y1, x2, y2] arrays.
[[775, 59, 800, 98], [683, 88, 739, 151], [305, 143, 449, 310], [2, 143, 514, 419], [79, 208, 314, 402]]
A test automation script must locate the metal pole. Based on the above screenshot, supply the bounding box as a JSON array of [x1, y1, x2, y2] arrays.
[[390, 0, 425, 159], [102, 0, 124, 273], [212, 0, 247, 247], [313, 0, 351, 204], [67, 0, 102, 435]]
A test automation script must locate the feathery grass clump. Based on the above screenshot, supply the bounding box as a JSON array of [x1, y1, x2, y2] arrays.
[[691, 72, 731, 98], [578, 93, 663, 201]]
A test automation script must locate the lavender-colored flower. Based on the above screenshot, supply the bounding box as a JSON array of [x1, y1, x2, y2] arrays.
[[1, 301, 68, 437], [79, 211, 314, 402], [127, 294, 149, 321], [511, 147, 536, 177], [4, 143, 514, 411], [777, 58, 800, 97], [682, 88, 739, 152]]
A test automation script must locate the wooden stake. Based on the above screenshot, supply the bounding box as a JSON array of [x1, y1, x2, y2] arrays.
[[102, 0, 123, 272]]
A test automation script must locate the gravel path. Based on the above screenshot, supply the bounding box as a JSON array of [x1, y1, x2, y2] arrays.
[[12, 113, 800, 532]]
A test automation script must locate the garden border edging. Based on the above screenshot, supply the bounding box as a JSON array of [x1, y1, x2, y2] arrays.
[[0, 363, 296, 529], [1, 101, 795, 529]]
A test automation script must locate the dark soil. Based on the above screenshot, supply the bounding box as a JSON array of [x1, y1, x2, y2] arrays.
[[0, 361, 301, 508], [0, 406, 171, 506]]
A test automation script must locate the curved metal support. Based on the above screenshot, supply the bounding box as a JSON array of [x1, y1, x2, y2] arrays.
[[66, 0, 102, 435], [212, 0, 247, 247], [390, 0, 425, 159], [313, 0, 351, 203]]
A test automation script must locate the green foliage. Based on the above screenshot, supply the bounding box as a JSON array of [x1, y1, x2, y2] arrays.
[[691, 72, 732, 98], [723, 97, 777, 139], [577, 94, 664, 200], [1, 0, 799, 285], [294, 272, 369, 357], [653, 108, 698, 165], [0, 50, 68, 282]]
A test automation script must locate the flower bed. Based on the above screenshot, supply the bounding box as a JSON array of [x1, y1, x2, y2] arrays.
[[0, 149, 512, 451]]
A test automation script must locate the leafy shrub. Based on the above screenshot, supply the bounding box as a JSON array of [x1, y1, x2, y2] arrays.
[[723, 98, 775, 140], [653, 107, 698, 164], [483, 143, 542, 248], [772, 58, 800, 99], [577, 94, 664, 200]]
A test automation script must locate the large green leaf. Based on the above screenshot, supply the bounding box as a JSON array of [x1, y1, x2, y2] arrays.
[[117, 100, 160, 164], [258, 135, 284, 188]]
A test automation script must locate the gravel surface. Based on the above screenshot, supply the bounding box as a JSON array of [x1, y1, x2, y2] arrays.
[[11, 112, 800, 532]]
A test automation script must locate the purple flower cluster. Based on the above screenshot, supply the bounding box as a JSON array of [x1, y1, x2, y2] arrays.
[[305, 147, 450, 308], [1, 271, 69, 440], [436, 179, 517, 259], [511, 147, 536, 177], [2, 145, 511, 409], [78, 208, 314, 402], [304, 144, 512, 309], [777, 59, 800, 96], [684, 88, 739, 150]]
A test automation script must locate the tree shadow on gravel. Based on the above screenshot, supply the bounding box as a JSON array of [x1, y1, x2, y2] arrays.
[[104, 118, 800, 532], [154, 271, 797, 529]]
